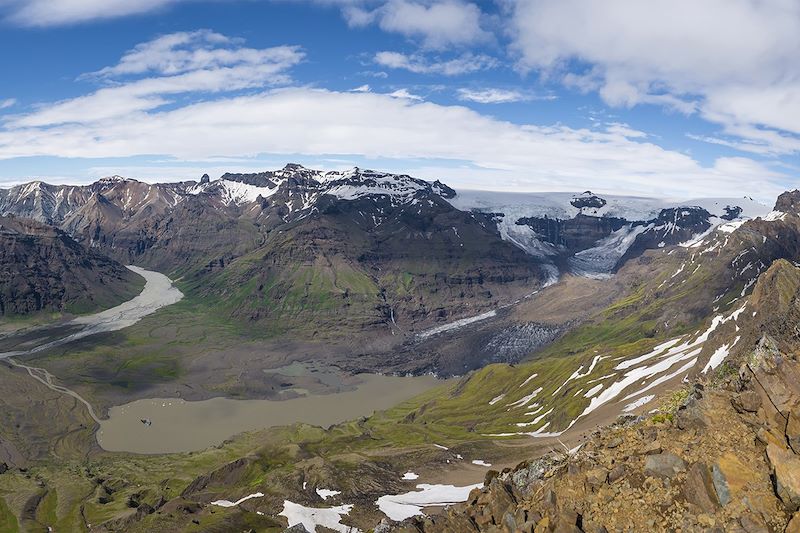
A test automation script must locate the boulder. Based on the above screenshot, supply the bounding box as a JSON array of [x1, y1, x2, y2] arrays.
[[731, 391, 762, 413], [676, 397, 708, 431], [608, 464, 626, 483], [284, 525, 311, 533], [644, 453, 687, 479], [712, 453, 751, 506], [585, 468, 608, 490], [766, 443, 800, 511], [641, 441, 663, 455], [683, 463, 720, 513]]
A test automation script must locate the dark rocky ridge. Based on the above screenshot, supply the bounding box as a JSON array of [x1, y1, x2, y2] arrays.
[[0, 215, 142, 317]]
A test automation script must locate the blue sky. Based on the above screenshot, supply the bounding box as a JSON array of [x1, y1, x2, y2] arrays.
[[0, 0, 798, 201]]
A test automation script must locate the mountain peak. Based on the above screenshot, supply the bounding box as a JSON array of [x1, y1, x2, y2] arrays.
[[96, 175, 138, 187], [773, 189, 800, 214]]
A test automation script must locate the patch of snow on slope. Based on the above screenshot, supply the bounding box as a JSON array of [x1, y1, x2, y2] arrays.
[[584, 384, 604, 398], [763, 211, 787, 221], [519, 373, 538, 388], [210, 492, 264, 508], [702, 336, 741, 373], [508, 387, 543, 408], [416, 310, 497, 340], [376, 484, 482, 522], [623, 395, 655, 412], [581, 307, 743, 419], [489, 394, 506, 406], [280, 500, 359, 532], [316, 488, 341, 501], [218, 179, 279, 205], [718, 220, 746, 233], [516, 407, 553, 427]]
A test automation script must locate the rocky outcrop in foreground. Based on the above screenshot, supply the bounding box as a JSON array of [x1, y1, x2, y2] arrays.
[[380, 256, 800, 533], [388, 338, 800, 532]]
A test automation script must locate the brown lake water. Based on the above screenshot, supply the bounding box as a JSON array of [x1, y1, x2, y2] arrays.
[[96, 373, 443, 454]]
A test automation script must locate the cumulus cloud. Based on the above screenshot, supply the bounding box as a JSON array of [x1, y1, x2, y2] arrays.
[[387, 88, 422, 100], [5, 31, 303, 128], [372, 0, 489, 49], [3, 0, 183, 26], [457, 88, 541, 104], [509, 0, 800, 154], [374, 51, 497, 75], [0, 83, 789, 199]]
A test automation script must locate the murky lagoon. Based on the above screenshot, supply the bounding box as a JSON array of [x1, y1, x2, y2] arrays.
[[97, 373, 442, 454]]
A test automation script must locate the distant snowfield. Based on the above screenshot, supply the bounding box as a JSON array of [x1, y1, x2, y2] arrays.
[[0, 266, 183, 360], [376, 483, 483, 522], [449, 190, 769, 223], [448, 190, 770, 278]]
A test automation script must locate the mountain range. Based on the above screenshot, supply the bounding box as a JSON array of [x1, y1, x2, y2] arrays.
[[0, 166, 766, 334], [3, 167, 800, 532]]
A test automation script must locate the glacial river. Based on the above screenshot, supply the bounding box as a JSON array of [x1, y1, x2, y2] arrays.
[[1, 266, 443, 455]]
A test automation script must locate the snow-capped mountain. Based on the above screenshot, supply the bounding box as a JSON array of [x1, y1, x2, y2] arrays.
[[450, 189, 770, 278], [0, 166, 771, 284]]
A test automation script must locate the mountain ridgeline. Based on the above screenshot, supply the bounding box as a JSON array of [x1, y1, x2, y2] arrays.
[[0, 167, 768, 340]]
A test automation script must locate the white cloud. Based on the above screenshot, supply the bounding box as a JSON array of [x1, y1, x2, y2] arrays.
[[4, 0, 183, 26], [4, 31, 303, 127], [457, 88, 525, 104], [0, 99, 16, 110], [351, 84, 371, 92], [387, 88, 422, 100], [509, 0, 800, 154], [374, 51, 496, 75], [375, 0, 489, 49], [0, 86, 789, 200]]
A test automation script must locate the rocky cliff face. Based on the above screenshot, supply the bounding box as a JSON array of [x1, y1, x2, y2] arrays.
[[0, 215, 142, 317]]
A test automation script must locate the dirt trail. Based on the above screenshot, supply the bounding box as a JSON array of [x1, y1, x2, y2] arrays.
[[0, 266, 183, 422]]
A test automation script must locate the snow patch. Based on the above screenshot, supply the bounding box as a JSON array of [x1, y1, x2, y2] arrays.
[[376, 484, 482, 522], [316, 488, 341, 501], [210, 492, 264, 508], [417, 310, 497, 340], [280, 500, 359, 533], [623, 395, 655, 412]]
